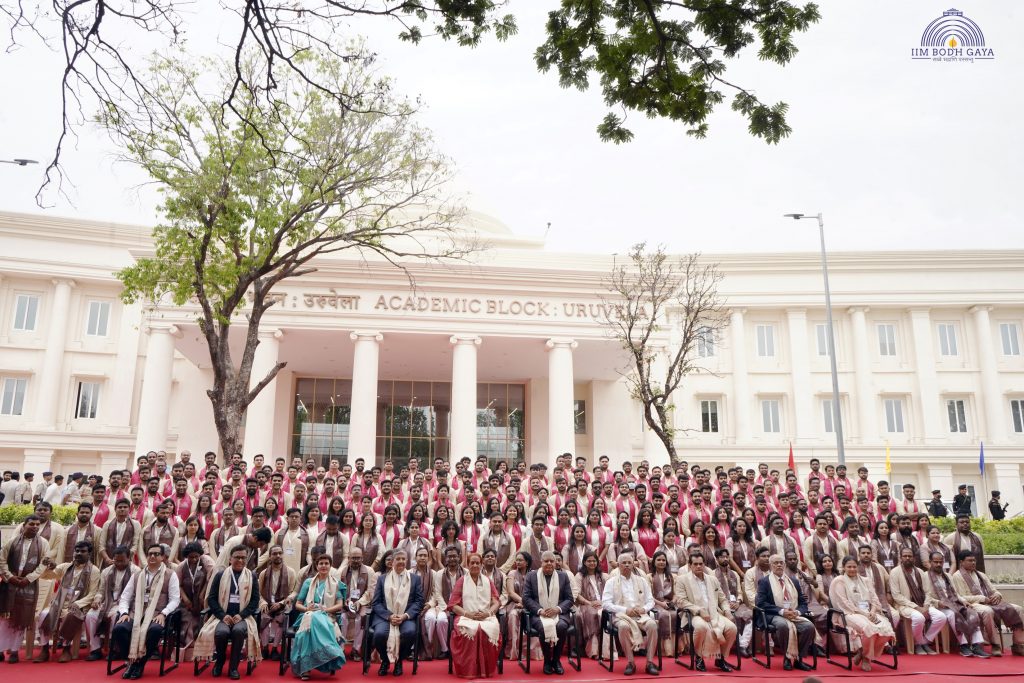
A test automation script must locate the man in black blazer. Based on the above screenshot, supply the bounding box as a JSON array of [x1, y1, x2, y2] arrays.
[[754, 553, 815, 671], [522, 550, 574, 674], [369, 550, 424, 676]]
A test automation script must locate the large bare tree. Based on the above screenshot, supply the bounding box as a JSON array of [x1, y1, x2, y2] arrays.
[[112, 48, 473, 458], [2, 1, 819, 201], [603, 243, 727, 465]]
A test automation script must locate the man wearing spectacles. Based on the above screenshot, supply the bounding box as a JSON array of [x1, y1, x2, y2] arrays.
[[112, 544, 180, 679]]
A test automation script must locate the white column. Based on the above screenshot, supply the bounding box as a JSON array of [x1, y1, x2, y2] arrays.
[[243, 328, 284, 458], [348, 331, 383, 462], [449, 335, 482, 465], [644, 345, 670, 460], [134, 323, 180, 454], [546, 337, 578, 465], [107, 301, 143, 432], [23, 448, 56, 476], [971, 306, 1004, 444], [100, 452, 130, 477], [786, 309, 814, 441], [32, 279, 74, 428], [926, 463, 954, 500], [729, 309, 751, 444], [909, 309, 942, 442], [992, 463, 1023, 521], [849, 307, 876, 444]]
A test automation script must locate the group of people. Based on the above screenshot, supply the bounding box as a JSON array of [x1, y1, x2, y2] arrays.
[[1, 450, 1022, 679]]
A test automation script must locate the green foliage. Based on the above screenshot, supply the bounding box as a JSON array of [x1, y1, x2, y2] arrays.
[[535, 0, 820, 143], [0, 504, 77, 526], [930, 517, 1024, 555]]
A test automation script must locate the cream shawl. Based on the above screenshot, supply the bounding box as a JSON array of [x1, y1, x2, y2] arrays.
[[128, 565, 168, 662], [455, 574, 500, 645], [383, 570, 412, 663], [608, 573, 654, 651], [193, 568, 262, 665], [767, 573, 809, 661], [536, 569, 562, 645], [295, 575, 343, 639]]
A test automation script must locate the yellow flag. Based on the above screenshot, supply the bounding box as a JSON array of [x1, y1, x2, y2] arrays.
[[885, 442, 892, 474]]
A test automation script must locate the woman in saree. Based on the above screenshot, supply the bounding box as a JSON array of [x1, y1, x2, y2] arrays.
[[291, 555, 347, 680], [575, 550, 605, 657], [448, 553, 502, 678], [504, 551, 538, 660], [561, 523, 593, 575], [354, 512, 384, 571], [828, 556, 895, 672], [648, 550, 677, 657]]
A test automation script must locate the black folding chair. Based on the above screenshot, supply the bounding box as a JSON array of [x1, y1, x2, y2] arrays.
[[675, 608, 741, 671], [826, 608, 898, 671], [445, 610, 505, 674], [107, 610, 182, 677], [518, 610, 581, 673], [596, 608, 662, 672], [360, 614, 420, 675], [752, 606, 818, 670], [193, 612, 261, 677]]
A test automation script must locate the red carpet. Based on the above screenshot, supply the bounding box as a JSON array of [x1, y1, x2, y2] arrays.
[[7, 653, 1023, 682]]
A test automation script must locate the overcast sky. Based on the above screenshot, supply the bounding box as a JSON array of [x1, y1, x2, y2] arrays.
[[0, 1, 1021, 254]]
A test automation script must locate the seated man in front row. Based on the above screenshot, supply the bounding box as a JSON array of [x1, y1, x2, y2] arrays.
[[112, 543, 180, 679], [602, 552, 660, 675], [369, 549, 424, 676], [754, 553, 815, 671], [522, 550, 574, 675], [193, 546, 263, 679]]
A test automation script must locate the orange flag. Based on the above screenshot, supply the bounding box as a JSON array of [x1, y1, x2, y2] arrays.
[[787, 442, 797, 475]]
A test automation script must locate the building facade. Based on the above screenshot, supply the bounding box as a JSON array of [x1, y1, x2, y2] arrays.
[[1, 211, 1022, 515]]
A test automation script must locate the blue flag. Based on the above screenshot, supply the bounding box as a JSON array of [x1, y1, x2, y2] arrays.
[[979, 441, 985, 474]]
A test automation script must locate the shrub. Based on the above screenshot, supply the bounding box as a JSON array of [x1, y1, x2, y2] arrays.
[[0, 504, 78, 526]]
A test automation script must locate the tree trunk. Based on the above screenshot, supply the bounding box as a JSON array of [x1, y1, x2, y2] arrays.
[[644, 402, 681, 468]]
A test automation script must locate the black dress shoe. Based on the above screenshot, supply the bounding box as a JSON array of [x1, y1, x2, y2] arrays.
[[783, 658, 793, 671], [86, 649, 105, 662], [694, 656, 706, 672], [645, 662, 659, 675], [812, 644, 827, 657], [543, 663, 554, 675], [715, 658, 733, 672], [129, 664, 145, 680], [794, 660, 814, 671], [552, 661, 564, 675], [212, 662, 224, 677], [623, 662, 636, 675], [392, 661, 404, 676], [378, 662, 390, 676], [228, 670, 241, 680]]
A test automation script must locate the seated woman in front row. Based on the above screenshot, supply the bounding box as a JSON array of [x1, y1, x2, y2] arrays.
[[291, 554, 348, 680], [449, 553, 502, 678], [828, 555, 895, 672]]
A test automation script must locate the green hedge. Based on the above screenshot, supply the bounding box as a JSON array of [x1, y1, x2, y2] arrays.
[[0, 504, 79, 526], [930, 516, 1024, 554]]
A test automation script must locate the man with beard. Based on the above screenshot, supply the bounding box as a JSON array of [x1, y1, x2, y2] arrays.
[[274, 507, 309, 576], [112, 544, 181, 678], [888, 547, 944, 655], [713, 548, 751, 656], [211, 507, 241, 557], [894, 515, 922, 566], [141, 501, 178, 564], [754, 554, 815, 671], [944, 515, 987, 573], [175, 541, 214, 658], [91, 484, 112, 527], [759, 516, 797, 563], [63, 501, 101, 567], [478, 513, 517, 574], [313, 515, 349, 569], [856, 545, 899, 633], [927, 551, 988, 658], [0, 515, 50, 662], [784, 550, 828, 657], [338, 546, 376, 661], [36, 541, 101, 662], [85, 545, 139, 660], [257, 546, 297, 660], [952, 550, 1024, 657], [802, 515, 839, 577], [216, 527, 272, 572], [676, 553, 735, 672]]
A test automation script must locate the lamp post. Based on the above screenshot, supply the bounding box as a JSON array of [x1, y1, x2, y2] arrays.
[[784, 212, 846, 467], [0, 158, 38, 166]]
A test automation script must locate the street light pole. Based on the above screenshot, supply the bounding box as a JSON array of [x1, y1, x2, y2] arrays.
[[785, 212, 846, 467], [0, 158, 38, 166]]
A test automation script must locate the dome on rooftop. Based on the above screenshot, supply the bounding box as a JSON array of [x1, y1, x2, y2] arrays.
[[462, 210, 513, 235]]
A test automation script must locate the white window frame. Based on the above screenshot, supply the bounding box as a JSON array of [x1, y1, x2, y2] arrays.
[[0, 377, 27, 416], [76, 381, 101, 419], [877, 323, 897, 357], [815, 324, 831, 357], [700, 399, 719, 433], [937, 323, 959, 357], [946, 398, 968, 433], [756, 324, 775, 358], [884, 398, 905, 433], [1000, 322, 1021, 356], [12, 293, 40, 331], [761, 399, 781, 433], [821, 398, 835, 433], [696, 327, 715, 358], [1012, 398, 1024, 434], [85, 300, 111, 337]]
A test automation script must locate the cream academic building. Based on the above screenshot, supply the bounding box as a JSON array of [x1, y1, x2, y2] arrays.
[[1, 211, 1023, 515]]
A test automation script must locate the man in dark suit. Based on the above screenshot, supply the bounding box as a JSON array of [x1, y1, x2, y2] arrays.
[[369, 549, 424, 676], [754, 553, 815, 671], [522, 550, 574, 674]]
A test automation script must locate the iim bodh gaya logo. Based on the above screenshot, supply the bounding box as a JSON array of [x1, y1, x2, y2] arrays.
[[911, 9, 995, 62]]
